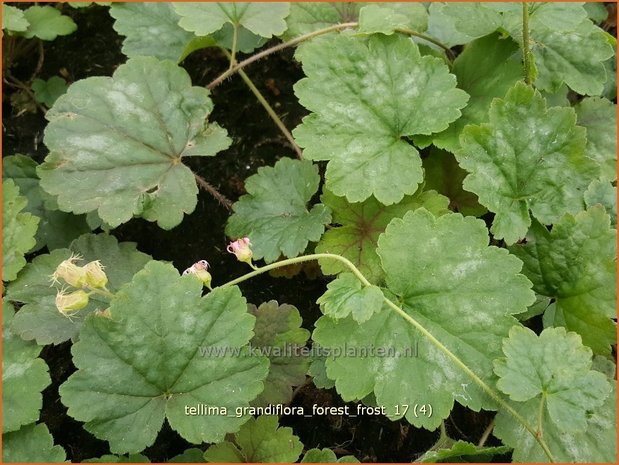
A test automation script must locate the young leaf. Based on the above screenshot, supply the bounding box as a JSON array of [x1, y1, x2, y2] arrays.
[[226, 158, 331, 263], [2, 179, 39, 282], [248, 300, 310, 406], [110, 2, 195, 62], [422, 150, 486, 216], [2, 4, 29, 33], [2, 301, 51, 433], [301, 448, 359, 463], [457, 82, 599, 244], [307, 356, 335, 390], [21, 5, 77, 40], [174, 2, 290, 39], [495, 326, 610, 433], [293, 33, 468, 205], [60, 262, 269, 454], [584, 180, 616, 228], [317, 273, 384, 323], [38, 56, 231, 229], [7, 233, 152, 345], [417, 440, 511, 463], [357, 3, 428, 36], [168, 448, 206, 463], [509, 207, 617, 355], [2, 423, 66, 462], [314, 209, 535, 429], [493, 327, 615, 462], [203, 416, 303, 463], [3, 155, 91, 252], [316, 188, 449, 284], [31, 76, 67, 108], [575, 96, 617, 181], [419, 33, 522, 154]]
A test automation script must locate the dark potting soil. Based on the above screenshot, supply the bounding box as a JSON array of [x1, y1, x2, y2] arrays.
[[2, 4, 508, 462]]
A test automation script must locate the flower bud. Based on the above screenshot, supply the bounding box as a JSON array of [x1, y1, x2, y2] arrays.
[[227, 237, 253, 265], [55, 289, 89, 316], [83, 260, 108, 289], [51, 253, 87, 288], [183, 260, 212, 289], [95, 308, 112, 319]]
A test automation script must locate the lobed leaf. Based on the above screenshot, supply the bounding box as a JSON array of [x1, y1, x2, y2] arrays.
[[31, 77, 68, 108], [584, 180, 616, 228], [293, 33, 468, 205], [509, 206, 617, 355], [457, 82, 599, 244], [357, 3, 427, 36], [2, 302, 51, 433], [417, 440, 511, 463], [60, 262, 269, 454], [248, 301, 310, 406], [2, 423, 66, 462], [575, 96, 617, 181], [301, 448, 359, 463], [84, 454, 150, 463], [21, 5, 77, 40], [316, 188, 449, 284], [2, 4, 29, 32], [38, 56, 231, 229], [226, 158, 331, 263], [2, 179, 39, 282], [314, 209, 535, 429], [317, 273, 384, 323], [203, 415, 303, 463], [7, 233, 152, 345]]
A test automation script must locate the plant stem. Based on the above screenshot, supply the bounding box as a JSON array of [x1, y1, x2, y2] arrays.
[[193, 173, 232, 210], [208, 22, 358, 89], [218, 254, 556, 460], [478, 419, 495, 447], [522, 2, 534, 85], [537, 394, 546, 439], [395, 27, 455, 62], [88, 287, 115, 299], [229, 23, 239, 70], [222, 49, 304, 159]]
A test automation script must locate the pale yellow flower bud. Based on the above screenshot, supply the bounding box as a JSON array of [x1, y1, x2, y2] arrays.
[[83, 260, 108, 289], [55, 289, 89, 317], [227, 237, 253, 265], [51, 253, 87, 288]]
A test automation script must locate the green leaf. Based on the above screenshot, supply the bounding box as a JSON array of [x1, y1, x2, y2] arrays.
[[282, 3, 360, 40], [168, 449, 206, 463], [2, 179, 39, 282], [174, 2, 290, 39], [293, 33, 468, 205], [457, 82, 599, 244], [317, 273, 384, 323], [31, 77, 67, 108], [357, 3, 427, 35], [301, 448, 359, 463], [315, 188, 449, 284], [248, 300, 310, 406], [2, 423, 66, 462], [203, 416, 303, 463], [422, 150, 486, 216], [495, 326, 610, 433], [314, 209, 534, 429], [3, 155, 91, 252], [110, 2, 195, 62], [425, 3, 480, 48], [7, 233, 152, 345], [59, 262, 269, 454], [509, 207, 617, 355], [417, 440, 511, 463], [84, 454, 150, 463], [2, 301, 51, 433], [226, 158, 331, 263], [420, 33, 522, 154], [584, 2, 609, 24], [307, 356, 334, 389], [21, 5, 77, 40], [494, 328, 616, 462], [575, 96, 617, 181], [602, 48, 617, 100], [584, 180, 616, 228], [2, 4, 29, 32], [38, 56, 231, 229]]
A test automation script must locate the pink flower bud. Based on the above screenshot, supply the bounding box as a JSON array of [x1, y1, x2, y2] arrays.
[[183, 260, 212, 289], [227, 237, 253, 265]]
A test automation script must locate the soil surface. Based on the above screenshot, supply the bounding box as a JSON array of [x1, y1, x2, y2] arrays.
[[2, 4, 511, 462]]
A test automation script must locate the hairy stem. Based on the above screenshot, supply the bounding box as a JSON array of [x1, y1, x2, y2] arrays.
[[222, 49, 304, 159], [229, 22, 239, 70], [217, 253, 556, 462], [194, 173, 232, 210], [395, 27, 455, 62], [522, 2, 534, 85], [88, 287, 115, 299]]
